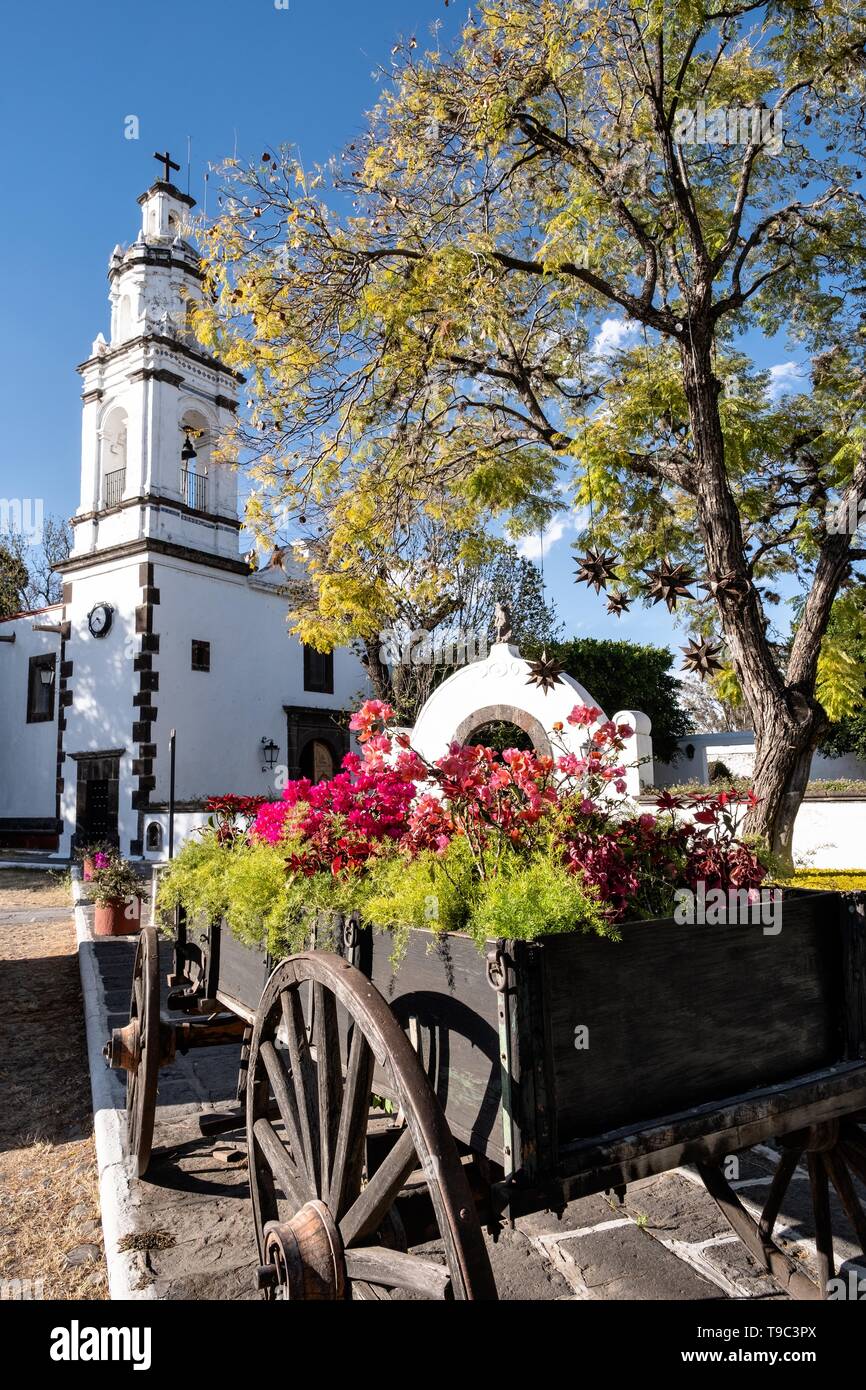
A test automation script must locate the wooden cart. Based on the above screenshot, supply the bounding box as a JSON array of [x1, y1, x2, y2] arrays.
[[105, 888, 866, 1301]]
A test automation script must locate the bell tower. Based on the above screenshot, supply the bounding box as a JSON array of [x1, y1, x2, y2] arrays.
[[71, 154, 243, 567]]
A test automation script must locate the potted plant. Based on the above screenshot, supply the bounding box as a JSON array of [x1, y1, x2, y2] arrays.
[[91, 857, 144, 936], [76, 841, 115, 882]]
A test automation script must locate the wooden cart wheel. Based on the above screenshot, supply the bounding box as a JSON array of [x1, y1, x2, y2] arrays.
[[697, 1118, 866, 1299], [125, 926, 160, 1178], [246, 952, 498, 1301]]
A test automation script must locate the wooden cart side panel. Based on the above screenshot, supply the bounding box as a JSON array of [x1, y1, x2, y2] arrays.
[[840, 894, 866, 1059], [542, 895, 845, 1145], [367, 929, 505, 1166], [509, 941, 557, 1186], [216, 925, 272, 1015]]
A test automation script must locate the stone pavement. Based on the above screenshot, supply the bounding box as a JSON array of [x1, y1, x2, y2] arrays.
[[89, 928, 865, 1301]]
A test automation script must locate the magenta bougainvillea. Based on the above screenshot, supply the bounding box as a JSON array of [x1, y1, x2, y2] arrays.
[[241, 699, 766, 921]]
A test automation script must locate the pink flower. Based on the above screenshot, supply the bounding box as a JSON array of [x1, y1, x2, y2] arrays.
[[349, 699, 396, 742], [567, 704, 600, 727]]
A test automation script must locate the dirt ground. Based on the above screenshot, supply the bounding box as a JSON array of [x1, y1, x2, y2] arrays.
[[0, 868, 71, 910], [0, 872, 108, 1300]]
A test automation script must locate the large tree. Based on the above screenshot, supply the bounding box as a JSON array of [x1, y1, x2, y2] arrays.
[[0, 539, 29, 618], [23, 515, 72, 609], [196, 0, 866, 868]]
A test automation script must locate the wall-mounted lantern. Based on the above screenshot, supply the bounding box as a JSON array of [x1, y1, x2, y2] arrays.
[[260, 736, 279, 772], [40, 664, 56, 688]]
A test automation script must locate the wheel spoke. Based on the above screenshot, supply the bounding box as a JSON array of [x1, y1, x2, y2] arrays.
[[824, 1148, 866, 1255], [329, 1026, 375, 1221], [842, 1122, 866, 1164], [807, 1154, 834, 1294], [246, 952, 497, 1301], [339, 1127, 417, 1248], [344, 1247, 452, 1299], [696, 1160, 820, 1300], [252, 1117, 308, 1211], [314, 983, 343, 1202], [352, 1281, 391, 1301], [759, 1147, 802, 1249], [260, 1041, 314, 1204], [280, 988, 320, 1194], [841, 1140, 866, 1187]]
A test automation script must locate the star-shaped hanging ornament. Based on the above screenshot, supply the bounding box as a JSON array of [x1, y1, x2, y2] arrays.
[[574, 547, 620, 594], [681, 635, 725, 681], [645, 557, 696, 612], [525, 649, 565, 694], [606, 590, 631, 617], [699, 573, 750, 603]]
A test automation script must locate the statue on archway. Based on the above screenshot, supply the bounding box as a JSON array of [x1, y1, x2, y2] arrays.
[[494, 600, 513, 644]]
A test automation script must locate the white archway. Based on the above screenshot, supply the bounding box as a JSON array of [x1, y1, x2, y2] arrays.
[[410, 640, 654, 796]]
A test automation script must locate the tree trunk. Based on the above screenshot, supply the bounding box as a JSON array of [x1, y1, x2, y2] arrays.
[[362, 637, 393, 703], [677, 321, 821, 871], [744, 697, 825, 872]]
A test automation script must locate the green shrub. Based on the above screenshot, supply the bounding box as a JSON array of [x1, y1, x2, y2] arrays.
[[222, 841, 302, 953], [472, 856, 615, 944], [158, 830, 619, 968], [362, 837, 616, 958], [362, 839, 478, 960], [156, 835, 233, 925]]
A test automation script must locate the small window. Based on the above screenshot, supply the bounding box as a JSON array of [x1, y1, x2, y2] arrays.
[[303, 645, 333, 694], [27, 654, 56, 723], [145, 822, 163, 851], [191, 640, 210, 672]]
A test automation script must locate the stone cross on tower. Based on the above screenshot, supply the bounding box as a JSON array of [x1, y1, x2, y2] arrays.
[[153, 150, 180, 183]]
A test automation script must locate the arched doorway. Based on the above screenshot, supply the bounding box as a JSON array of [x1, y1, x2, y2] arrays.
[[299, 737, 338, 784]]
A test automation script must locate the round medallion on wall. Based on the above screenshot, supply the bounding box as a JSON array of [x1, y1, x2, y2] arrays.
[[87, 603, 114, 639]]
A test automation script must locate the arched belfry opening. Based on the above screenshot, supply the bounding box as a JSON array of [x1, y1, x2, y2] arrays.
[[100, 406, 128, 509], [179, 409, 211, 512]]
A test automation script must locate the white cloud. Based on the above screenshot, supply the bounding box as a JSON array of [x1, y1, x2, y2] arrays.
[[517, 516, 568, 561], [591, 316, 641, 358], [767, 361, 807, 400], [515, 506, 590, 561]]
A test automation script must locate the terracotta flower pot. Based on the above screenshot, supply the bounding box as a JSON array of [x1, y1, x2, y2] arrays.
[[82, 858, 94, 882], [94, 896, 142, 937]]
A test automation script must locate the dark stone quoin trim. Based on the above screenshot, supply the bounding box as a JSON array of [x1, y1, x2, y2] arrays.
[[130, 562, 160, 855]]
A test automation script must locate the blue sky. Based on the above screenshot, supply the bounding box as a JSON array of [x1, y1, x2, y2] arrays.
[[0, 0, 807, 657]]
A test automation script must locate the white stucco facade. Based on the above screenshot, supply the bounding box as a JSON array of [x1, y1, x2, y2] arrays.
[[0, 609, 63, 838], [654, 730, 866, 788], [0, 172, 369, 858]]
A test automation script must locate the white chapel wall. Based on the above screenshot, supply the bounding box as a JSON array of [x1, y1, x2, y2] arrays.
[[0, 616, 62, 821]]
